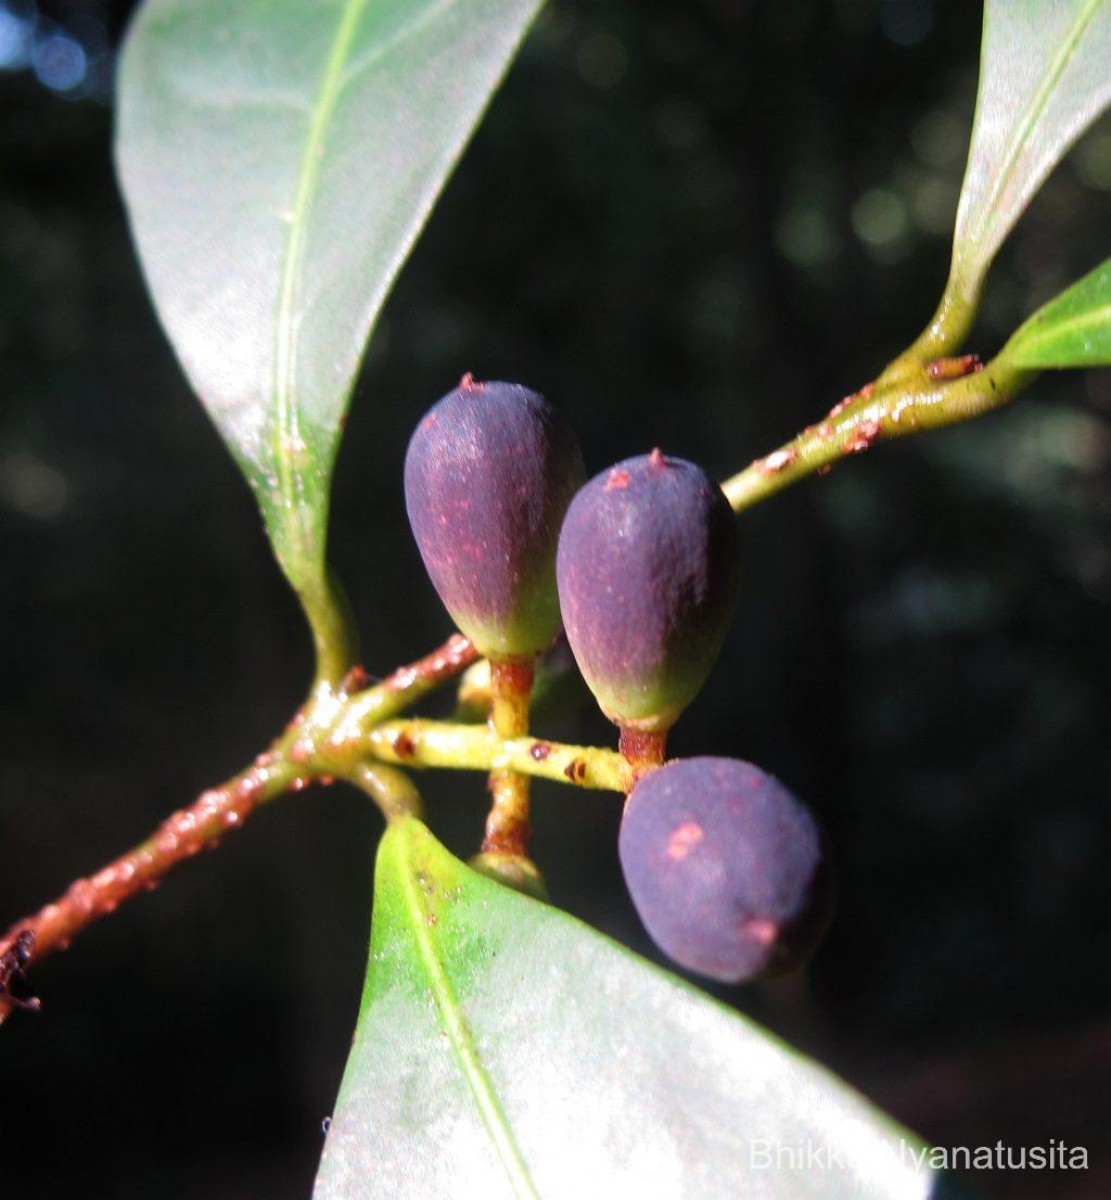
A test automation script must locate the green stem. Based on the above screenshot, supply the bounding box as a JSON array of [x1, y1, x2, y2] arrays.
[[455, 657, 493, 721], [298, 563, 358, 688], [721, 351, 1037, 515], [340, 761, 424, 821], [362, 719, 630, 793], [888, 269, 980, 374]]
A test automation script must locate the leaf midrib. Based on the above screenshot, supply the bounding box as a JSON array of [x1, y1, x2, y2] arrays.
[[975, 0, 1102, 242], [270, 0, 464, 535], [1016, 302, 1111, 361], [398, 836, 541, 1200], [272, 0, 369, 529]]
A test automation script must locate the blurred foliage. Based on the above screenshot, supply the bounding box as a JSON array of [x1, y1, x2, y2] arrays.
[[2, 1, 1109, 1197]]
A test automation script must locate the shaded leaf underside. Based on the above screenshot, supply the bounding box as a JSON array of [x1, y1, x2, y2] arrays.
[[951, 0, 1111, 298]]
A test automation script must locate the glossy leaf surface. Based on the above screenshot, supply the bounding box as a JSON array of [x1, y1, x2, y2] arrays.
[[116, 0, 542, 587], [1003, 257, 1111, 367], [314, 817, 941, 1199], [950, 0, 1111, 304]]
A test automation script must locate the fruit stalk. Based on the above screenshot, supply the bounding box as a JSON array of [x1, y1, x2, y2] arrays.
[[362, 719, 630, 792], [482, 658, 537, 857], [618, 728, 668, 781]]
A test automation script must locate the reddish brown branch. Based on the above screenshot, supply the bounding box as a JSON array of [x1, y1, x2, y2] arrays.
[[379, 633, 477, 699], [332, 634, 478, 736], [0, 753, 299, 1025], [1, 635, 481, 1027], [0, 929, 38, 1012]]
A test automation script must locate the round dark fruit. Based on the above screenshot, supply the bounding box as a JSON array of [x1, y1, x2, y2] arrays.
[[618, 757, 832, 983], [556, 450, 739, 731], [405, 377, 586, 659]]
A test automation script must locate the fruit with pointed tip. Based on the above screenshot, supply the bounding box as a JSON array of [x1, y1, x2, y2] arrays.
[[405, 377, 586, 660], [556, 450, 739, 732], [618, 757, 832, 983]]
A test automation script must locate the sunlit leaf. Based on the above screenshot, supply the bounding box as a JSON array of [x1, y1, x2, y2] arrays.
[[314, 818, 945, 1199], [1002, 257, 1111, 367], [115, 0, 543, 589], [949, 0, 1111, 306]]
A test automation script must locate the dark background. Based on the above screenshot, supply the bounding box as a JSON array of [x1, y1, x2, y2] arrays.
[[3, 1, 1110, 1197]]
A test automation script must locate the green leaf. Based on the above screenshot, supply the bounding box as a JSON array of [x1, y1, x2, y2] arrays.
[[314, 818, 942, 1199], [115, 0, 543, 589], [949, 0, 1111, 306], [1002, 257, 1111, 367]]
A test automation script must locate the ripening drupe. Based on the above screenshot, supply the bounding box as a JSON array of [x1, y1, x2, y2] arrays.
[[405, 377, 586, 660], [618, 757, 832, 983], [556, 450, 739, 732]]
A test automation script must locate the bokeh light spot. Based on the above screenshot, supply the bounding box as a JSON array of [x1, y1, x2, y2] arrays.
[[851, 188, 909, 252], [1, 452, 69, 520], [0, 2, 33, 71], [33, 29, 87, 93]]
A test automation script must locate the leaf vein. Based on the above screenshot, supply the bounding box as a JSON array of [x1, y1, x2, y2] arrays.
[[399, 839, 541, 1200], [272, 0, 371, 545], [980, 0, 1103, 225], [337, 0, 463, 96]]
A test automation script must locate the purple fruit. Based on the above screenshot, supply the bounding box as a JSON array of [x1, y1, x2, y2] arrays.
[[556, 450, 739, 731], [404, 377, 586, 659], [618, 757, 832, 983]]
